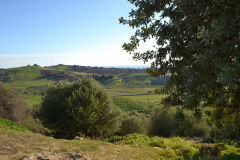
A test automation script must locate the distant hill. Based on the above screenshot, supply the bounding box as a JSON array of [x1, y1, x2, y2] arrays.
[[48, 64, 147, 74], [0, 65, 168, 106], [0, 64, 168, 87]]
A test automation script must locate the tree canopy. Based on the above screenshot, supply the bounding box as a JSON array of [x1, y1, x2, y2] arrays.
[[120, 0, 240, 114], [38, 78, 121, 138]]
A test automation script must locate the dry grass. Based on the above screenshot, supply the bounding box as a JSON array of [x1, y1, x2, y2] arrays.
[[0, 129, 162, 160]]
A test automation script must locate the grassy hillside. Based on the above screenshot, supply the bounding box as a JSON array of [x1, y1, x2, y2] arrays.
[[0, 121, 240, 160], [4, 66, 53, 88], [0, 122, 175, 160], [0, 66, 240, 159], [106, 86, 156, 95], [112, 94, 167, 114], [0, 65, 168, 87], [0, 65, 166, 108]]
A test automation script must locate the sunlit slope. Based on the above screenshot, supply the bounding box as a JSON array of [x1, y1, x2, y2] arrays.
[[0, 65, 167, 107], [0, 65, 168, 90], [0, 119, 167, 160], [1, 119, 240, 160], [1, 66, 53, 88]]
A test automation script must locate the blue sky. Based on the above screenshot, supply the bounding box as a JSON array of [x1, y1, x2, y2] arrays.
[[0, 0, 151, 68]]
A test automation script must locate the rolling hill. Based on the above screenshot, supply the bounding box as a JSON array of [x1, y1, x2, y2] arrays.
[[0, 65, 167, 107]]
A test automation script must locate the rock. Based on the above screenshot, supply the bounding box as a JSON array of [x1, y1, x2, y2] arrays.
[[22, 152, 87, 160]]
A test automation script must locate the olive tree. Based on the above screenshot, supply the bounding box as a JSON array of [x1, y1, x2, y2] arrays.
[[38, 78, 121, 138]]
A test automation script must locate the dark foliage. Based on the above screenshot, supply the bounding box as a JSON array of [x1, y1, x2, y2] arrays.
[[93, 74, 114, 85], [211, 110, 240, 140], [71, 65, 146, 74], [40, 69, 83, 82], [119, 111, 147, 135], [0, 69, 11, 82], [149, 106, 211, 138], [121, 0, 240, 115], [38, 78, 121, 138]]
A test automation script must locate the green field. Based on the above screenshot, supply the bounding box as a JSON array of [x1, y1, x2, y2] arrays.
[[21, 94, 42, 107], [0, 65, 167, 89], [1, 65, 240, 159], [21, 87, 165, 111], [112, 94, 167, 114], [1, 65, 166, 110], [106, 86, 157, 95]]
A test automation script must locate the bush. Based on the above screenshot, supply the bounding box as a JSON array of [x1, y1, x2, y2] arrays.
[[0, 82, 26, 122], [119, 111, 147, 135], [149, 106, 176, 137], [149, 106, 211, 138], [38, 78, 121, 138], [105, 135, 123, 143], [211, 110, 240, 140], [221, 152, 240, 160], [121, 133, 151, 146], [106, 134, 199, 159], [0, 82, 43, 133], [174, 109, 211, 138]]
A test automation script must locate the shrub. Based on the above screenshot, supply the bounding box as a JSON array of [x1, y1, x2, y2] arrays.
[[211, 110, 240, 140], [106, 134, 240, 160], [148, 106, 176, 137], [119, 111, 147, 135], [149, 106, 211, 138], [38, 78, 121, 138], [199, 144, 220, 159], [122, 133, 151, 146], [184, 120, 211, 138], [105, 135, 123, 144], [221, 152, 240, 160], [0, 82, 26, 122], [149, 137, 166, 148], [106, 134, 199, 159], [174, 109, 211, 138], [0, 82, 43, 133]]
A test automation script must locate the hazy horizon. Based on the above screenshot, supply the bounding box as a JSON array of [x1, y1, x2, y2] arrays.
[[0, 0, 154, 68], [0, 63, 150, 69]]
